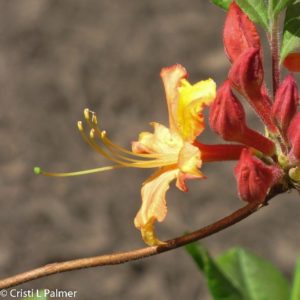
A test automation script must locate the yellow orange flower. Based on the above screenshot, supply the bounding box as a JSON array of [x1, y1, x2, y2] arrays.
[[131, 65, 216, 245], [36, 64, 216, 246]]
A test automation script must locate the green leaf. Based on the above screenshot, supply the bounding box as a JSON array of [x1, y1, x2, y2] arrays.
[[280, 0, 300, 62], [186, 243, 244, 300], [217, 248, 290, 300], [235, 0, 269, 29], [291, 255, 300, 300], [211, 0, 232, 10], [269, 0, 295, 17]]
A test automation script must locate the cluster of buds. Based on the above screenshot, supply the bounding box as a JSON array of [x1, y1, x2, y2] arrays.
[[209, 2, 299, 203]]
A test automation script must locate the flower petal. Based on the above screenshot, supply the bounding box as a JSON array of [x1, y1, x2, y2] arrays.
[[178, 142, 202, 175], [134, 168, 178, 246], [160, 64, 188, 132], [132, 122, 183, 156], [177, 78, 216, 142], [177, 143, 203, 191]]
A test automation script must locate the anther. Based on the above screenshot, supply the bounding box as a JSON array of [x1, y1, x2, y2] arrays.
[[101, 130, 107, 138], [77, 121, 84, 131], [84, 108, 90, 120], [92, 114, 98, 125], [90, 129, 96, 139]]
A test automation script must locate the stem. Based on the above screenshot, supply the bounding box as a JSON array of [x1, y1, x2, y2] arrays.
[[0, 190, 285, 289], [270, 16, 280, 97]]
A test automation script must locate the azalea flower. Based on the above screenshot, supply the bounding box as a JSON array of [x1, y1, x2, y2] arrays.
[[131, 65, 216, 245], [35, 64, 244, 246]]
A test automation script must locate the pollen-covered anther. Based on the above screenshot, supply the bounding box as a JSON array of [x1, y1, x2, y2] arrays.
[[77, 121, 83, 131], [84, 108, 90, 120], [90, 128, 96, 139], [92, 114, 98, 125], [101, 130, 107, 139]]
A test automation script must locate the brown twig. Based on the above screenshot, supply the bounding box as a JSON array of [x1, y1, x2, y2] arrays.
[[0, 200, 267, 290]]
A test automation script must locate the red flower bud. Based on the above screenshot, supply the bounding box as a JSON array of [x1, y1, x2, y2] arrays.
[[283, 52, 300, 72], [209, 81, 245, 140], [288, 112, 300, 161], [228, 48, 277, 133], [209, 81, 275, 155], [234, 149, 282, 203], [223, 2, 261, 62], [272, 75, 299, 132]]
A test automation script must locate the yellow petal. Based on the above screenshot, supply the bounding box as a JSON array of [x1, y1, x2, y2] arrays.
[[132, 122, 183, 156], [160, 64, 188, 132], [178, 142, 202, 175], [177, 78, 216, 142], [134, 168, 178, 246], [140, 217, 166, 246], [176, 143, 203, 191]]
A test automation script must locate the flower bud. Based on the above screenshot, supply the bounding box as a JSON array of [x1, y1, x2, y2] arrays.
[[229, 48, 263, 95], [223, 2, 261, 62], [283, 52, 300, 73], [234, 149, 282, 203], [209, 80, 245, 141], [209, 81, 275, 155], [287, 112, 300, 161], [272, 75, 299, 132], [228, 48, 277, 133]]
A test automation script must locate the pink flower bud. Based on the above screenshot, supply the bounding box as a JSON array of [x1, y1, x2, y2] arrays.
[[234, 149, 282, 203], [288, 112, 300, 161], [228, 48, 277, 133], [272, 75, 299, 132], [209, 81, 275, 155], [223, 2, 261, 62]]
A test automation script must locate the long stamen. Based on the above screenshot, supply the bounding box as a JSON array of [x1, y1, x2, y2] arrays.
[[35, 108, 177, 178], [78, 122, 120, 164], [82, 110, 143, 163], [101, 132, 173, 163], [80, 121, 176, 168], [33, 165, 124, 177], [82, 109, 178, 167], [101, 132, 162, 159], [85, 108, 162, 159]]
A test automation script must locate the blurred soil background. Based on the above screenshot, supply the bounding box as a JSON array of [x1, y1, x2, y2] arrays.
[[0, 0, 300, 299]]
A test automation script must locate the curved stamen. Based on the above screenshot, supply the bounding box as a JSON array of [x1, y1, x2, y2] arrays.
[[36, 108, 180, 178], [34, 165, 124, 177], [101, 132, 175, 162], [84, 108, 162, 159], [82, 109, 179, 166], [79, 121, 177, 169]]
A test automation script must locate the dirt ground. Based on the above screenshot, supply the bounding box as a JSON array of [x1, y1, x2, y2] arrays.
[[1, 1, 300, 299]]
